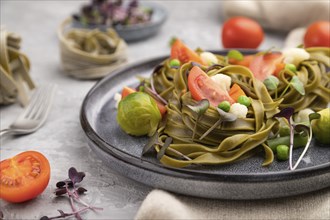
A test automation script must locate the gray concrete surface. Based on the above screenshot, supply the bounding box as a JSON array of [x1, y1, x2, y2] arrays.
[[0, 1, 286, 219]]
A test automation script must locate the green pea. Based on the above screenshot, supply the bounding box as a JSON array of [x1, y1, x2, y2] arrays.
[[170, 59, 180, 67], [285, 63, 297, 72], [237, 95, 251, 107], [218, 101, 230, 112], [276, 145, 289, 161]]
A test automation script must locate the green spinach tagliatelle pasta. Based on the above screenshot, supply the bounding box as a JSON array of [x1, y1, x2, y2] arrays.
[[143, 48, 330, 168]]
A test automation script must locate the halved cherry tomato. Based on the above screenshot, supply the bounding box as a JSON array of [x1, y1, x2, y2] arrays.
[[0, 151, 50, 203], [121, 87, 167, 117], [171, 39, 204, 65], [248, 52, 284, 81], [222, 17, 264, 49], [304, 21, 330, 48], [188, 66, 234, 106]]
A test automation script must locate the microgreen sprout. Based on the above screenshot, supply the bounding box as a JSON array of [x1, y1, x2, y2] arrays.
[[142, 132, 192, 161], [280, 76, 305, 97], [273, 108, 320, 170], [263, 75, 280, 98], [40, 167, 102, 220], [157, 137, 173, 160], [187, 99, 210, 140], [199, 108, 237, 141], [144, 75, 168, 105]]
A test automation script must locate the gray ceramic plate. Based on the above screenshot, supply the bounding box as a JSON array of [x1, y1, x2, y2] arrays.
[[80, 52, 330, 200]]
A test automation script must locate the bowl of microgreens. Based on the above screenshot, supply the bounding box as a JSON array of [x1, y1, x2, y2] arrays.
[[72, 0, 167, 42]]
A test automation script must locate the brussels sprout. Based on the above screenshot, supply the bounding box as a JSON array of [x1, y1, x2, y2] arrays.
[[311, 108, 330, 145], [117, 92, 161, 136]]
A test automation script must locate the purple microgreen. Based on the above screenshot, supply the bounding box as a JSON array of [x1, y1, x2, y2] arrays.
[[199, 108, 237, 140], [274, 108, 295, 169], [290, 76, 305, 95], [56, 180, 73, 188], [227, 50, 244, 61], [187, 99, 210, 140], [44, 167, 102, 220], [145, 77, 168, 105], [142, 131, 159, 155], [55, 188, 68, 196], [157, 137, 173, 160], [77, 187, 88, 194], [274, 108, 320, 170], [273, 107, 294, 123], [68, 167, 85, 184]]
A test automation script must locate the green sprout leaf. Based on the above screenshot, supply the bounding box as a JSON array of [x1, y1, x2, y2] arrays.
[[309, 112, 321, 121], [187, 99, 210, 116], [199, 108, 237, 140], [290, 76, 305, 95], [142, 131, 159, 155], [227, 50, 244, 61], [187, 99, 210, 140], [216, 108, 238, 122], [264, 75, 280, 91], [157, 137, 173, 160]]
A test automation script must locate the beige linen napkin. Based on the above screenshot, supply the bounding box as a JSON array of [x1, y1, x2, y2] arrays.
[[222, 0, 329, 32], [135, 188, 330, 220]]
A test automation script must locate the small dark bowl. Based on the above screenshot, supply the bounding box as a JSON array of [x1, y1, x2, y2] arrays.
[[72, 2, 167, 42]]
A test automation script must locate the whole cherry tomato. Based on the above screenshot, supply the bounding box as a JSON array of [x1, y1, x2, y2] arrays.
[[304, 21, 330, 48], [222, 17, 264, 49]]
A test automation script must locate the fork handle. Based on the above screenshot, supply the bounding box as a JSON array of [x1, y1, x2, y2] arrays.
[[0, 129, 14, 138]]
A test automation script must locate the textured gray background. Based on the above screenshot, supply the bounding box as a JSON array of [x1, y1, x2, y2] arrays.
[[0, 1, 286, 219]]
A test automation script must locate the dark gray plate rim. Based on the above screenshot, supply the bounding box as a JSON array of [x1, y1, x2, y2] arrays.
[[80, 51, 330, 183]]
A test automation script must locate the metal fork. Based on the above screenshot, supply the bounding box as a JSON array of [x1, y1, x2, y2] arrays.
[[0, 84, 56, 137]]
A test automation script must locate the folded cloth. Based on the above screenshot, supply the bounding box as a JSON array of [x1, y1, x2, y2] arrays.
[[222, 1, 329, 32], [135, 188, 330, 220]]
